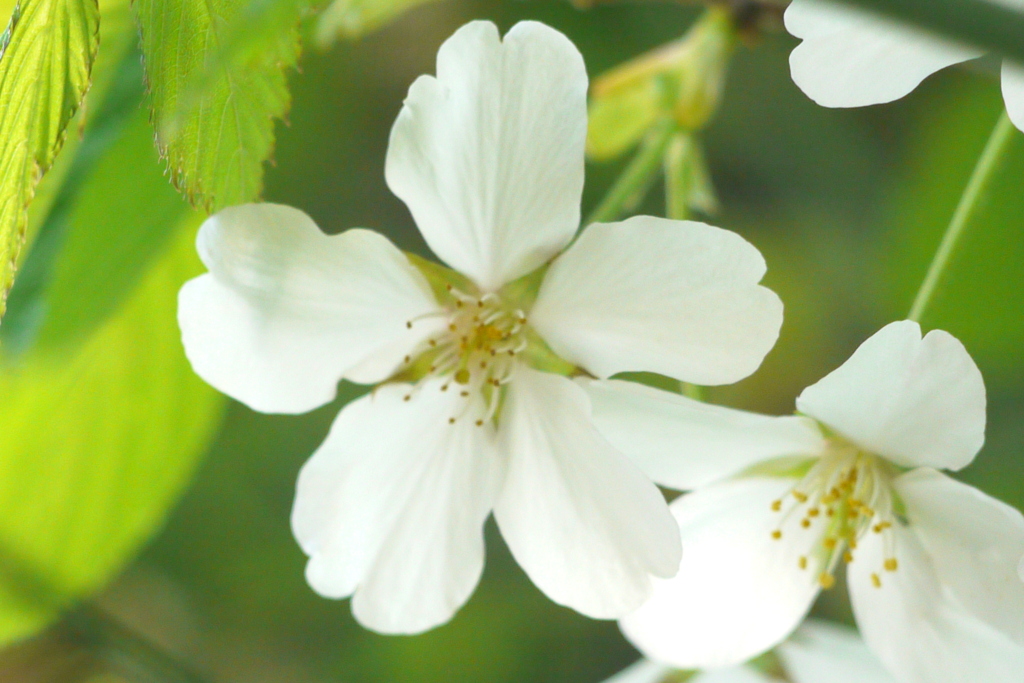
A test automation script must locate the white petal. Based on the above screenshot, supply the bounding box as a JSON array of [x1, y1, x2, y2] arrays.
[[692, 668, 774, 683], [530, 217, 783, 384], [795, 321, 986, 471], [620, 477, 821, 670], [848, 518, 1024, 683], [894, 468, 1024, 641], [779, 620, 896, 683], [178, 204, 441, 414], [582, 378, 826, 490], [493, 368, 680, 619], [385, 20, 586, 291], [1001, 61, 1024, 133], [290, 380, 501, 634], [600, 660, 674, 683], [785, 0, 982, 108]]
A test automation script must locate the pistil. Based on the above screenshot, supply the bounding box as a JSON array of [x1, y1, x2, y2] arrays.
[[770, 443, 901, 590]]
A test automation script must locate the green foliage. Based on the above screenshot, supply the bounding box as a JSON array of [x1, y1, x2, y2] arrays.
[[133, 0, 302, 211], [0, 222, 224, 646], [316, 0, 438, 44], [2, 48, 188, 356], [884, 85, 1024, 392], [0, 0, 99, 320]]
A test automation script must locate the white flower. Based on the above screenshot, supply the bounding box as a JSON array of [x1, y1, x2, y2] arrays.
[[784, 0, 1024, 131], [176, 20, 784, 634], [603, 620, 897, 683], [581, 321, 1024, 681]]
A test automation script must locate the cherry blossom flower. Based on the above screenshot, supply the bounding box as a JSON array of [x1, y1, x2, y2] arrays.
[[785, 0, 1024, 131], [584, 321, 1024, 681], [176, 20, 783, 633], [604, 620, 896, 683]]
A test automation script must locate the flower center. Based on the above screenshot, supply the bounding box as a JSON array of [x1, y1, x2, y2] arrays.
[[770, 443, 901, 590], [401, 284, 528, 426]]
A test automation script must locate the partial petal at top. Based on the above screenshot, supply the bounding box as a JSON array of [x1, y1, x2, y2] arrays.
[[178, 204, 441, 414], [385, 21, 586, 291], [620, 478, 821, 670], [894, 469, 1024, 642], [785, 0, 982, 108], [493, 368, 681, 619], [1001, 61, 1024, 132], [848, 518, 1024, 683], [530, 217, 783, 384], [778, 621, 896, 683], [795, 321, 986, 471], [582, 379, 826, 490], [291, 380, 501, 634]]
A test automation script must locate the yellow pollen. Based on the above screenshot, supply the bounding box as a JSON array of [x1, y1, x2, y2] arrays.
[[823, 537, 837, 550], [771, 530, 782, 540], [403, 395, 411, 402], [793, 491, 809, 503], [819, 573, 836, 589], [798, 556, 808, 570], [871, 573, 882, 588], [884, 558, 898, 572], [454, 369, 471, 385], [771, 499, 782, 512], [448, 417, 456, 424], [808, 508, 820, 517], [475, 419, 483, 426], [843, 551, 854, 563], [801, 519, 811, 529]]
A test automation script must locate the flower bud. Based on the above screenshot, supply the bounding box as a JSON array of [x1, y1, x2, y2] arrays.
[[586, 8, 736, 160]]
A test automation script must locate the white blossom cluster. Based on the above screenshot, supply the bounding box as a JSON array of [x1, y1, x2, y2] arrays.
[[176, 16, 1024, 683]]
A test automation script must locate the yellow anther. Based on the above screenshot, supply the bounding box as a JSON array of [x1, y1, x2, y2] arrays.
[[871, 573, 882, 588], [798, 556, 808, 570], [823, 537, 837, 550], [801, 519, 811, 529], [403, 395, 411, 402], [843, 551, 854, 564], [460, 391, 469, 397], [771, 499, 782, 512], [873, 521, 892, 533], [448, 417, 456, 424], [454, 369, 471, 385], [771, 530, 782, 540], [428, 339, 437, 346], [819, 573, 836, 590], [808, 508, 820, 517], [475, 419, 484, 426], [884, 558, 898, 572], [406, 321, 413, 329], [793, 491, 809, 503]]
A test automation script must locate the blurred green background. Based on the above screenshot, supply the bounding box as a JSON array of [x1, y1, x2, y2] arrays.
[[1, 0, 1022, 681]]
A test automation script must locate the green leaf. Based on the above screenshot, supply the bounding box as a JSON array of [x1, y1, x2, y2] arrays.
[[315, 0, 437, 44], [0, 0, 100, 320], [133, 0, 301, 211], [884, 84, 1024, 391], [2, 47, 188, 356], [0, 219, 225, 645]]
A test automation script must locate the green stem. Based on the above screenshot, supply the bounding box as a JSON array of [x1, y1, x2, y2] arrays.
[[64, 606, 209, 683], [585, 118, 677, 225], [663, 132, 707, 401], [907, 111, 1016, 322]]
